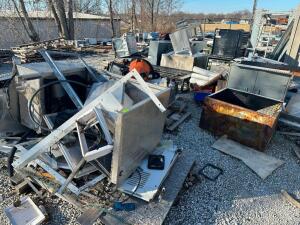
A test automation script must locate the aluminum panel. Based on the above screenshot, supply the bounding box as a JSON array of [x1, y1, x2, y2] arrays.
[[227, 65, 258, 93], [227, 64, 292, 101], [111, 88, 170, 186], [170, 28, 193, 53]]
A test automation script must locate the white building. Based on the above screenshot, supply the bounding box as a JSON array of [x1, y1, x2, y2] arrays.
[[0, 10, 120, 49]]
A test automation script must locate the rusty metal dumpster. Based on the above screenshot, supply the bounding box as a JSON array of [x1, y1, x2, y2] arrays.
[[200, 64, 293, 151]]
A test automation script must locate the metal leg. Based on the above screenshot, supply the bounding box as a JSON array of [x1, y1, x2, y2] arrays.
[[35, 159, 80, 195], [79, 174, 106, 192], [90, 160, 110, 177], [57, 158, 86, 194]]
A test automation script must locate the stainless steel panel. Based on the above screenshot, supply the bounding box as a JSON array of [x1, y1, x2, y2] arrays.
[[111, 87, 170, 186], [228, 64, 292, 101], [227, 65, 257, 93], [170, 28, 195, 54]]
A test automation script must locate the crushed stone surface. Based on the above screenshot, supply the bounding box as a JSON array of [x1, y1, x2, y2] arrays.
[[163, 94, 300, 225]]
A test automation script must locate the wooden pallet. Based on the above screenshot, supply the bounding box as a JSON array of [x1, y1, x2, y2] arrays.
[[166, 99, 191, 131]]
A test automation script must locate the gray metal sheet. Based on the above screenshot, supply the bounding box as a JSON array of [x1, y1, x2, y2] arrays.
[[227, 65, 258, 93], [170, 28, 193, 53], [148, 41, 173, 65], [16, 61, 86, 79], [227, 64, 292, 101], [111, 88, 170, 186]]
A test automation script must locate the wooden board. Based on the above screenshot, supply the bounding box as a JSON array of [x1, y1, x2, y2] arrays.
[[167, 112, 191, 131]]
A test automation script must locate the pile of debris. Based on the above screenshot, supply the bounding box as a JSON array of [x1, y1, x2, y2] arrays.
[[0, 47, 196, 225], [11, 38, 74, 63], [2, 4, 300, 224]]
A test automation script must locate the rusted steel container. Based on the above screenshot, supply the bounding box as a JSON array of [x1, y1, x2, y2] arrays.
[[200, 64, 292, 151]]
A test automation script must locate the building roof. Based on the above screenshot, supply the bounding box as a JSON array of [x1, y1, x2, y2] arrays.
[[0, 10, 117, 20]]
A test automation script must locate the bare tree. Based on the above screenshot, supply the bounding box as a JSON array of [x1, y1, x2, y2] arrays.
[[45, 0, 75, 40], [74, 0, 103, 14], [11, 0, 40, 42], [131, 0, 137, 31], [145, 0, 155, 31], [108, 0, 116, 37], [52, 0, 71, 39], [68, 0, 75, 39], [47, 0, 63, 36]]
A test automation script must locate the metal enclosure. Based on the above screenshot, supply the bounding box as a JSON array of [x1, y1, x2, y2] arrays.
[[160, 52, 208, 71], [112, 34, 137, 58], [211, 29, 249, 60], [16, 61, 91, 133], [13, 64, 170, 187], [170, 28, 196, 54], [200, 64, 292, 151], [148, 40, 173, 65], [112, 82, 170, 185]]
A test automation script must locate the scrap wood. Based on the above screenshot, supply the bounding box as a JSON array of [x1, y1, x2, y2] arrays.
[[11, 38, 75, 63], [212, 136, 284, 179], [166, 112, 192, 131], [39, 172, 55, 180], [281, 190, 300, 209], [77, 208, 104, 225], [166, 99, 191, 131]]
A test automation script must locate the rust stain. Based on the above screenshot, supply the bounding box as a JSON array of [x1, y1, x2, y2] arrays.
[[200, 97, 279, 151], [204, 97, 276, 127]]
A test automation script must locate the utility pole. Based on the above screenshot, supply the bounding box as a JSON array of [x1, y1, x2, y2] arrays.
[[251, 0, 258, 31]]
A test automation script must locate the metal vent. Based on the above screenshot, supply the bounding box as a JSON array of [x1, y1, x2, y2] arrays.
[[125, 170, 150, 189]]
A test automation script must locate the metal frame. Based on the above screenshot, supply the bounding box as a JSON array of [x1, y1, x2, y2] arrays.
[[39, 50, 84, 109], [13, 70, 166, 170], [38, 50, 108, 110], [35, 159, 81, 195]]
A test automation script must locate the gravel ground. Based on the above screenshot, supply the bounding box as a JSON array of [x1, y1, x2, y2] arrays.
[[0, 56, 300, 224], [163, 94, 300, 225]]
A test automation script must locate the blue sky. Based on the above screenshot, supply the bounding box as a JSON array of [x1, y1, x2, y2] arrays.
[[182, 0, 300, 13]]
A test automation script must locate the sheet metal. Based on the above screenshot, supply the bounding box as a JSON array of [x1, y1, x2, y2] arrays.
[[228, 64, 293, 101]]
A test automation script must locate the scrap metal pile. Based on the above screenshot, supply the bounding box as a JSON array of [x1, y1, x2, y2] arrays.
[[0, 48, 186, 224], [2, 4, 300, 225]]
